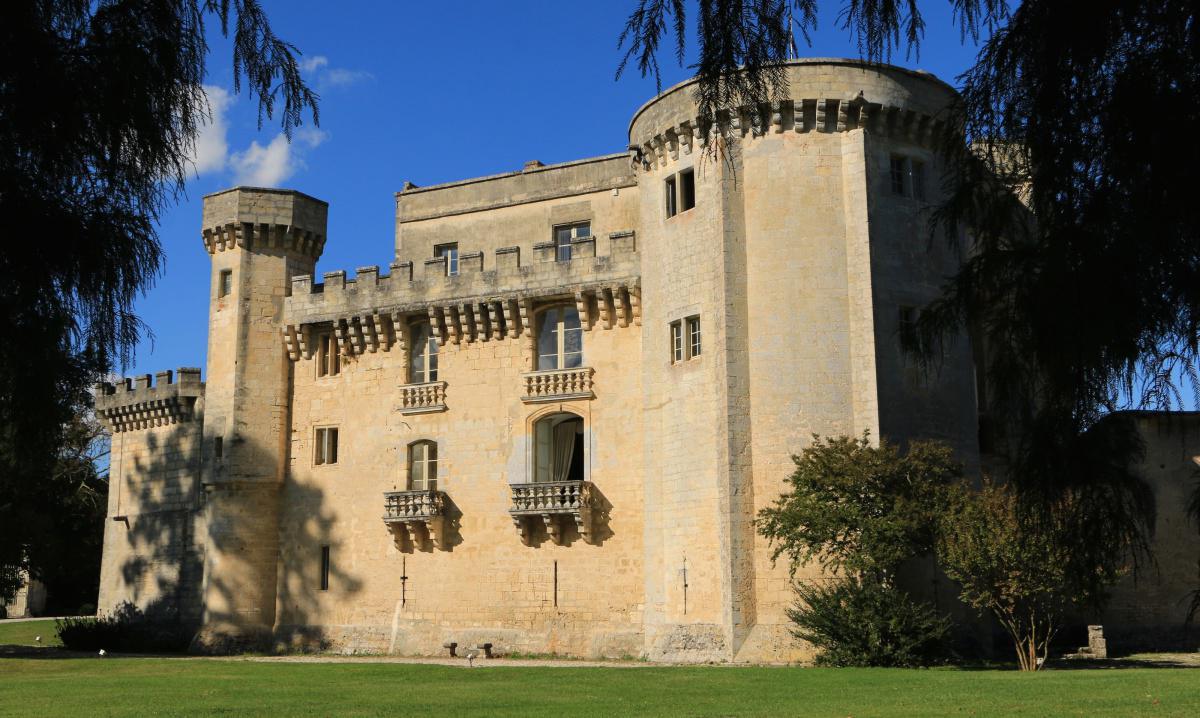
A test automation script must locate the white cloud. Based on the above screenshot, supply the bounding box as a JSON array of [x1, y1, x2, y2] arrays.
[[299, 53, 373, 90], [300, 55, 329, 73], [229, 128, 328, 187], [189, 85, 231, 175], [320, 68, 374, 89]]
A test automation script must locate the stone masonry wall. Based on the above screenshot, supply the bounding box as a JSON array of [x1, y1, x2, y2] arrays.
[[96, 370, 206, 624]]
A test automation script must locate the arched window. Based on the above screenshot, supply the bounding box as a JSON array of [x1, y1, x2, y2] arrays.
[[410, 322, 438, 383], [536, 305, 582, 370], [533, 413, 584, 483], [408, 440, 438, 491]]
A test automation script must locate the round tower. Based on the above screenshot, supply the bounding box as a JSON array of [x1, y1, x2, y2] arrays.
[[629, 60, 979, 662], [193, 187, 327, 651]]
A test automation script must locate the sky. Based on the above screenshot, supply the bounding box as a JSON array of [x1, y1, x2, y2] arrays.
[[130, 1, 986, 377]]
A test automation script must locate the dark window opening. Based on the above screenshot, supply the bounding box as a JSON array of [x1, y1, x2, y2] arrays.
[[665, 175, 678, 218], [319, 546, 330, 591], [213, 436, 223, 461], [680, 169, 696, 211], [218, 269, 233, 298]]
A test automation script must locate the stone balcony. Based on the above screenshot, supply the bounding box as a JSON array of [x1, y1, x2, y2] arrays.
[[398, 381, 447, 414], [521, 367, 594, 403], [509, 480, 596, 544], [383, 490, 447, 548]]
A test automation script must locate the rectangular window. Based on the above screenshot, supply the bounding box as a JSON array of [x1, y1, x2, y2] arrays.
[[670, 321, 684, 363], [910, 160, 926, 201], [213, 436, 223, 461], [679, 169, 696, 212], [665, 175, 678, 218], [314, 426, 339, 466], [688, 316, 702, 357], [319, 546, 330, 591], [553, 222, 590, 262], [434, 243, 459, 276], [316, 332, 340, 377], [409, 442, 438, 491], [218, 269, 233, 298], [890, 156, 907, 195]]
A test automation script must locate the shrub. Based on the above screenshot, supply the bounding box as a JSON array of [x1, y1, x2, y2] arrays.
[[56, 602, 193, 653], [938, 480, 1075, 671], [788, 577, 952, 667]]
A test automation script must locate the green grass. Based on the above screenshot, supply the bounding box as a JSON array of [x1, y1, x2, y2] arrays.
[[0, 619, 61, 647], [0, 658, 1197, 717]]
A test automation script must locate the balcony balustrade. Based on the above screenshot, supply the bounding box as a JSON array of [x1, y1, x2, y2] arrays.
[[383, 489, 447, 548], [520, 367, 594, 403], [509, 480, 596, 544], [398, 380, 447, 414]]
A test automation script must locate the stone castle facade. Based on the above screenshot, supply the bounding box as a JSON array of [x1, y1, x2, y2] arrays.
[[94, 59, 1199, 660]]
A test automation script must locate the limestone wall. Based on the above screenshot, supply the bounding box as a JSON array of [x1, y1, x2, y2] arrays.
[[95, 370, 206, 623], [395, 155, 637, 264], [277, 301, 645, 657]]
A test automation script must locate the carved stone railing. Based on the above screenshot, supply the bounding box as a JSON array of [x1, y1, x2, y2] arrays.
[[521, 367, 594, 403], [383, 490, 447, 548], [509, 480, 595, 544], [398, 381, 447, 414]]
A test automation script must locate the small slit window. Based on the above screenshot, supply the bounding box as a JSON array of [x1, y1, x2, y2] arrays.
[[213, 436, 223, 461], [665, 175, 678, 218], [315, 426, 339, 466], [218, 269, 233, 298], [319, 546, 330, 591]]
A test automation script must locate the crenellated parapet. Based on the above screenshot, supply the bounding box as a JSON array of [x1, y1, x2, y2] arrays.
[[95, 368, 204, 433], [200, 187, 328, 260], [627, 59, 959, 170], [281, 230, 641, 360]]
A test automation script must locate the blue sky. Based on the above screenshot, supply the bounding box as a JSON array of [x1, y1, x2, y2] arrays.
[[131, 1, 984, 377]]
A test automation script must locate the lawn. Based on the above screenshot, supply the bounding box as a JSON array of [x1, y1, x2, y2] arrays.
[[0, 657, 1197, 717], [0, 619, 61, 647]]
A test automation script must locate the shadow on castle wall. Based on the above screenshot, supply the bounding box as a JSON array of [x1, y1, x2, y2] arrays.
[[107, 422, 364, 654]]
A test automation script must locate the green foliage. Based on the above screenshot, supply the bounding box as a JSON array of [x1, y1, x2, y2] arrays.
[[0, 0, 316, 603], [757, 434, 961, 580], [758, 434, 959, 666], [938, 480, 1076, 671], [788, 577, 951, 667], [56, 602, 193, 654]]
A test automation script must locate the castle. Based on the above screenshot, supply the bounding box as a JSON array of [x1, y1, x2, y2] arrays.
[[94, 59, 1200, 661]]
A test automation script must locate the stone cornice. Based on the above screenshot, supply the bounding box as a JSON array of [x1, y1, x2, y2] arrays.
[[201, 221, 325, 260]]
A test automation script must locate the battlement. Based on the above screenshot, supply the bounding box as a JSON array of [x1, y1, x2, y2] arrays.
[[284, 230, 639, 328], [95, 368, 205, 433], [201, 187, 328, 259], [628, 59, 959, 170]]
